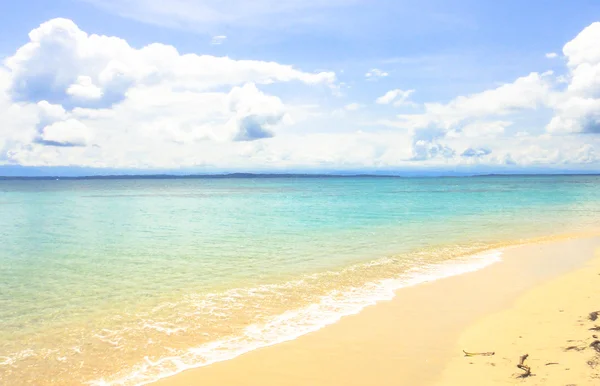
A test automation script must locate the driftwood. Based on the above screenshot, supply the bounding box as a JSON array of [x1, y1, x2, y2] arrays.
[[463, 350, 495, 357], [517, 354, 532, 378], [565, 345, 585, 351], [590, 340, 600, 353]]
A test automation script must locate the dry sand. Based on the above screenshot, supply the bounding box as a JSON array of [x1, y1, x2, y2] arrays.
[[153, 235, 600, 386], [437, 240, 600, 385]]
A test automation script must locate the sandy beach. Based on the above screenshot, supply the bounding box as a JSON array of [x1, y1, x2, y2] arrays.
[[152, 234, 600, 386], [438, 239, 600, 385]]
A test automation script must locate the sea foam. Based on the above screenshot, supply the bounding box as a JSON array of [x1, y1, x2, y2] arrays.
[[89, 250, 502, 386]]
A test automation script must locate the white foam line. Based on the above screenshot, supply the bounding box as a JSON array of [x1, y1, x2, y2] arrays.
[[88, 250, 502, 386]]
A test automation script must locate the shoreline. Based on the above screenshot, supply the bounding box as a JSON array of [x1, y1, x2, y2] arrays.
[[150, 234, 600, 386]]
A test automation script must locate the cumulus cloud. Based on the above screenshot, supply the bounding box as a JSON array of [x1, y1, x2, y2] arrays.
[[573, 144, 597, 163], [547, 97, 600, 134], [227, 83, 288, 141], [545, 52, 558, 59], [547, 22, 600, 134], [383, 72, 551, 139], [377, 72, 552, 164], [38, 119, 92, 147], [375, 89, 415, 106], [365, 68, 389, 80], [37, 100, 68, 123], [0, 18, 338, 167], [563, 23, 600, 68], [0, 70, 39, 162], [411, 140, 455, 161], [461, 147, 492, 157], [419, 72, 550, 122], [1, 18, 600, 170], [5, 18, 335, 109], [379, 73, 551, 164], [67, 76, 104, 100]]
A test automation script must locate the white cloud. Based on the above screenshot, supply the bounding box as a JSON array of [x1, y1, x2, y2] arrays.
[[375, 89, 415, 106], [67, 76, 104, 100], [365, 68, 389, 80], [0, 70, 39, 162], [547, 97, 600, 134], [1, 18, 600, 170], [5, 18, 335, 109], [545, 52, 558, 59], [563, 22, 600, 68], [0, 18, 336, 168], [383, 72, 552, 137], [227, 83, 289, 141], [411, 140, 455, 161], [39, 119, 92, 146], [447, 121, 511, 139], [37, 100, 68, 122], [574, 143, 596, 163], [378, 72, 553, 163], [461, 147, 491, 158], [422, 72, 551, 120], [546, 22, 600, 134], [210, 35, 227, 45]]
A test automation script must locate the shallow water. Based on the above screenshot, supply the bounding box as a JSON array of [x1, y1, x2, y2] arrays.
[[0, 176, 599, 385]]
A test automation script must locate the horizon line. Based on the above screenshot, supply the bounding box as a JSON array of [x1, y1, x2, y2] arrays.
[[2, 172, 600, 180]]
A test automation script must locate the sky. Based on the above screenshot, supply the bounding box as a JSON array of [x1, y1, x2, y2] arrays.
[[1, 0, 600, 175]]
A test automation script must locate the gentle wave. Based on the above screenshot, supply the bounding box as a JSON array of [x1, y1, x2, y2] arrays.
[[89, 250, 502, 386]]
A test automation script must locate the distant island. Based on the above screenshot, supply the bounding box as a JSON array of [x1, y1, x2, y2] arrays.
[[1, 172, 599, 180]]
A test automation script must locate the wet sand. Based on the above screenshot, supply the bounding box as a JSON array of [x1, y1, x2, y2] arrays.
[[153, 235, 600, 386]]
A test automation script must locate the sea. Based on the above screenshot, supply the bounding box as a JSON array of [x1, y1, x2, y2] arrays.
[[1, 175, 599, 385]]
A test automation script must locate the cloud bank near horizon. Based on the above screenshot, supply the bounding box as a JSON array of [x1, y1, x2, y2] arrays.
[[1, 18, 600, 171]]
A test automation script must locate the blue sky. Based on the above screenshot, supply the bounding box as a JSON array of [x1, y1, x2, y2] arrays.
[[1, 0, 600, 175]]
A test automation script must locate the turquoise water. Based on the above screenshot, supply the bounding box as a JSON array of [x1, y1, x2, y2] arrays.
[[1, 176, 599, 385]]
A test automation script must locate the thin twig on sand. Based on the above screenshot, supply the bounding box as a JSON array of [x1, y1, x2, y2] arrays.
[[463, 350, 495, 357]]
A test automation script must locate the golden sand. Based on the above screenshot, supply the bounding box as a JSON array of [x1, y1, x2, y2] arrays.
[[153, 236, 600, 386], [437, 241, 600, 385]]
